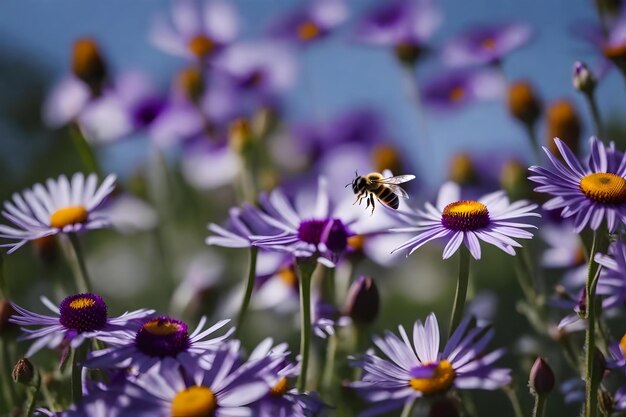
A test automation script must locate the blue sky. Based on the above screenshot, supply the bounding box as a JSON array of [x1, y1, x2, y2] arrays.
[[0, 0, 620, 191]]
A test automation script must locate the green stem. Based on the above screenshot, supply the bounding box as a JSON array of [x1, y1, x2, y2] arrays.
[[525, 122, 541, 163], [586, 92, 605, 138], [504, 385, 526, 417], [69, 124, 101, 175], [449, 246, 470, 339], [67, 233, 92, 293], [0, 252, 7, 298], [533, 394, 546, 417], [321, 333, 337, 398], [0, 337, 17, 409], [234, 247, 258, 340], [400, 397, 416, 417], [585, 231, 600, 417], [71, 344, 87, 405], [296, 259, 316, 392], [25, 372, 41, 417]]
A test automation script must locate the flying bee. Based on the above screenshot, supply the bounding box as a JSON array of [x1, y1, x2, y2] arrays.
[[348, 172, 416, 214]]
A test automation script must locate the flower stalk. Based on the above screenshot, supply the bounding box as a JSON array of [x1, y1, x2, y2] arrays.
[[296, 259, 317, 391], [67, 233, 93, 293], [449, 245, 470, 339], [234, 246, 258, 340]]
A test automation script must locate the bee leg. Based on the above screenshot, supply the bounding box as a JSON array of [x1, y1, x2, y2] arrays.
[[354, 192, 365, 206], [369, 194, 376, 215]]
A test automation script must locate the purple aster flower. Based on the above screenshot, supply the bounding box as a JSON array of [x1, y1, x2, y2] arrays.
[[150, 0, 238, 61], [250, 338, 327, 417], [268, 0, 348, 45], [251, 177, 360, 267], [353, 0, 441, 63], [10, 293, 153, 357], [595, 241, 626, 310], [123, 340, 284, 417], [391, 182, 539, 259], [350, 313, 511, 416], [442, 21, 533, 67], [87, 315, 233, 373], [421, 68, 505, 111], [528, 136, 626, 233], [607, 332, 626, 369], [0, 173, 116, 254], [207, 203, 282, 249], [579, 10, 626, 77]]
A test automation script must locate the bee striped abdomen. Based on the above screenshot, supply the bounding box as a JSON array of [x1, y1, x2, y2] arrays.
[[377, 186, 399, 209]]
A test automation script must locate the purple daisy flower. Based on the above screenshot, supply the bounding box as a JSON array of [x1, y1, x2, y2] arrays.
[[442, 21, 533, 67], [250, 338, 327, 417], [86, 315, 233, 373], [251, 177, 360, 267], [595, 241, 626, 310], [207, 203, 282, 249], [0, 173, 116, 254], [350, 313, 511, 416], [150, 0, 238, 61], [10, 293, 153, 357], [124, 340, 283, 417], [268, 0, 348, 45], [421, 68, 505, 111], [353, 0, 441, 61], [391, 182, 539, 260], [528, 136, 626, 233]]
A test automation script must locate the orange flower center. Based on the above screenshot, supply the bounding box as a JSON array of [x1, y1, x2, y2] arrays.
[[579, 173, 626, 205], [270, 376, 289, 396], [171, 386, 216, 417], [50, 206, 88, 229], [187, 35, 216, 58], [297, 21, 321, 41], [409, 360, 456, 395]]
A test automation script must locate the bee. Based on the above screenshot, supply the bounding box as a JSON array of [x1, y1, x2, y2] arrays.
[[348, 172, 416, 214]]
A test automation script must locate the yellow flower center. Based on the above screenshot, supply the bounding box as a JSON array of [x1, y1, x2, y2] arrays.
[[270, 376, 289, 396], [449, 86, 465, 102], [171, 386, 216, 417], [481, 37, 497, 50], [278, 267, 298, 288], [144, 319, 182, 336], [442, 200, 490, 231], [187, 35, 216, 58], [50, 206, 88, 229], [371, 144, 402, 174], [347, 235, 365, 252], [408, 360, 456, 395], [620, 334, 626, 358], [448, 153, 476, 184], [579, 173, 626, 205], [603, 43, 626, 60], [297, 21, 321, 41], [69, 297, 96, 309]]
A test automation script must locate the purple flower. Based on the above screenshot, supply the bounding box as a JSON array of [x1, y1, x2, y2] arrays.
[[528, 137, 626, 233], [87, 315, 233, 373], [123, 341, 284, 417], [350, 313, 511, 416], [10, 293, 153, 357], [595, 241, 626, 310], [421, 68, 505, 111], [0, 173, 116, 254], [442, 22, 532, 67], [207, 203, 283, 249], [251, 177, 361, 267], [391, 182, 539, 260], [353, 0, 441, 60], [268, 0, 348, 45], [150, 0, 238, 60]]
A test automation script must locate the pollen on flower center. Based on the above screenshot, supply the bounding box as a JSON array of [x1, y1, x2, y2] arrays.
[[135, 316, 191, 358], [449, 86, 465, 102], [603, 43, 626, 60], [270, 376, 289, 396], [441, 200, 490, 231], [187, 35, 216, 58], [579, 173, 626, 205], [481, 37, 497, 50], [50, 206, 88, 229], [278, 267, 298, 288], [59, 293, 108, 333], [297, 20, 321, 41], [171, 385, 216, 417], [408, 360, 456, 395], [620, 333, 626, 357]]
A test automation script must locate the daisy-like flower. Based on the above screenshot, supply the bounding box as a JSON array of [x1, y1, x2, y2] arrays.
[[207, 203, 281, 249], [391, 182, 539, 259], [350, 313, 511, 416], [86, 315, 233, 373], [0, 173, 116, 254], [595, 241, 626, 310], [442, 21, 532, 67], [251, 177, 359, 267], [10, 293, 153, 357], [124, 341, 284, 417], [150, 0, 238, 61], [268, 0, 348, 45], [529, 136, 626, 233]]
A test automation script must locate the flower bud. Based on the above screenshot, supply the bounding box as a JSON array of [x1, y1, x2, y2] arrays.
[[372, 144, 403, 176], [229, 118, 255, 154], [178, 67, 205, 103], [507, 80, 542, 127], [12, 358, 34, 385], [429, 398, 461, 417], [573, 61, 596, 94], [529, 357, 555, 395], [500, 159, 530, 200], [71, 37, 107, 94], [394, 42, 424, 66], [343, 276, 379, 324], [448, 153, 476, 185], [0, 299, 16, 334], [599, 390, 614, 416], [546, 100, 581, 156]]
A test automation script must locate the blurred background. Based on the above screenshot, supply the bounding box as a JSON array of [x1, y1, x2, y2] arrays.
[[1, 0, 626, 415]]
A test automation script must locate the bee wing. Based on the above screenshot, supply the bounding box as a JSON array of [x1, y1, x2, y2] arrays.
[[374, 175, 416, 185], [384, 184, 410, 199]]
